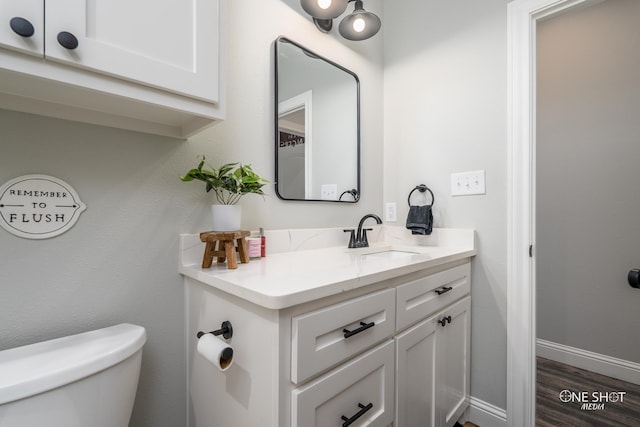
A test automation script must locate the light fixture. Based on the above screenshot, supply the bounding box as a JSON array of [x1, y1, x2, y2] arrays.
[[300, 0, 380, 41], [338, 0, 381, 41], [300, 0, 348, 32]]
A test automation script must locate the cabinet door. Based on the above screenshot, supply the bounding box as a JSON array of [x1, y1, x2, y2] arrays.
[[395, 317, 437, 427], [44, 0, 220, 102], [436, 297, 470, 427], [0, 0, 44, 56]]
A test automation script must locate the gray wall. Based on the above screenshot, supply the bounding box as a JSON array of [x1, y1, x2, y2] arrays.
[[0, 117, 189, 426], [537, 0, 640, 363], [0, 0, 383, 425], [383, 0, 510, 410]]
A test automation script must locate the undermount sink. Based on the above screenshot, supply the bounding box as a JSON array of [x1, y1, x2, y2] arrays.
[[362, 249, 420, 259]]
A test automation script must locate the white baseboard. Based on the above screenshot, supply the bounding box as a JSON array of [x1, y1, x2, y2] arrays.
[[537, 339, 640, 386], [466, 396, 507, 427]]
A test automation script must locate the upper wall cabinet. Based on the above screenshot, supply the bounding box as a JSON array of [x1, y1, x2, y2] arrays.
[[0, 0, 225, 138]]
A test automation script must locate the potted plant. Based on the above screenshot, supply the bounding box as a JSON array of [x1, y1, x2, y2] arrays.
[[180, 155, 268, 231]]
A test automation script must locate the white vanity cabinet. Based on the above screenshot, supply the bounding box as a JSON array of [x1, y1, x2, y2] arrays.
[[0, 0, 224, 138], [186, 259, 472, 427]]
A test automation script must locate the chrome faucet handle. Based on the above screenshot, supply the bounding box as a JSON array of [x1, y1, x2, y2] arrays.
[[343, 229, 357, 248]]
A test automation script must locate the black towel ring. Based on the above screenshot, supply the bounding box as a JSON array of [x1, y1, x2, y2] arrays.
[[407, 184, 434, 207]]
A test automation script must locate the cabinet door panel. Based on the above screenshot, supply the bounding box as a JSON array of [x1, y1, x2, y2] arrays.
[[44, 0, 220, 101], [437, 297, 470, 426], [292, 341, 395, 427], [0, 0, 43, 56], [395, 317, 437, 427]]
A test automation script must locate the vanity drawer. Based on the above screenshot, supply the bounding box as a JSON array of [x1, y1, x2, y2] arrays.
[[396, 263, 470, 331], [291, 340, 395, 427], [291, 288, 395, 384]]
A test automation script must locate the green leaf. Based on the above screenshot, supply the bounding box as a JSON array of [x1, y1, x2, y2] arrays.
[[218, 163, 238, 177]]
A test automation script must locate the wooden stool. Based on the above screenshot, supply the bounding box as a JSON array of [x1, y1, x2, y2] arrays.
[[200, 230, 250, 269]]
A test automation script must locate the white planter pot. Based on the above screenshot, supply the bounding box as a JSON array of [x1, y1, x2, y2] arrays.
[[211, 205, 242, 231]]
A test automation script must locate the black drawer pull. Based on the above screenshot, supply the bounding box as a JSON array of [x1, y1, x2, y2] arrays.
[[435, 286, 453, 295], [341, 402, 373, 427], [343, 321, 375, 339], [438, 315, 452, 327]]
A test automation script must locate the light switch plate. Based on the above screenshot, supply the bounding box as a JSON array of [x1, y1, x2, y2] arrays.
[[320, 184, 338, 200], [451, 170, 486, 196], [385, 202, 397, 222]]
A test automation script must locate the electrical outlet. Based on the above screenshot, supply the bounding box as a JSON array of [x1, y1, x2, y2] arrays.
[[451, 170, 486, 196], [320, 184, 338, 200], [385, 202, 397, 222]]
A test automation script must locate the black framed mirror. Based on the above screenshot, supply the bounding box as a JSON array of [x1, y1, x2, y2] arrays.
[[274, 36, 360, 202]]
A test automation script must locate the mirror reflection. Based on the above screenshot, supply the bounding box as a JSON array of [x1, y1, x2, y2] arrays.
[[275, 37, 360, 202]]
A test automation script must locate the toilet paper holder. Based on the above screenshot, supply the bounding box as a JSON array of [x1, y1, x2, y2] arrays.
[[196, 321, 233, 340]]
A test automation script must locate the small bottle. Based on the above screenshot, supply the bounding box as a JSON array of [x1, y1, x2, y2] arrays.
[[247, 237, 261, 259], [260, 228, 266, 257]]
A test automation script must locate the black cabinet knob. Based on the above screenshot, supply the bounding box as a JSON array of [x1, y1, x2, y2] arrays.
[[10, 17, 35, 38], [438, 315, 452, 327], [628, 269, 640, 289], [57, 31, 78, 50]]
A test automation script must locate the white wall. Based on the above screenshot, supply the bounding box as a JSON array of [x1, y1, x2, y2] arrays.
[[383, 0, 510, 410], [0, 0, 383, 425], [537, 0, 640, 363], [191, 0, 383, 224]]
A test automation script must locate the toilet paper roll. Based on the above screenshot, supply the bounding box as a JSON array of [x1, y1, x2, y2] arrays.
[[197, 334, 234, 371]]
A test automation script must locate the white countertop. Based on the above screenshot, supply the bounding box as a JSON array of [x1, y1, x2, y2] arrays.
[[179, 227, 476, 310]]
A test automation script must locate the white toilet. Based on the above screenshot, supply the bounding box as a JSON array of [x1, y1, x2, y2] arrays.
[[0, 323, 146, 427]]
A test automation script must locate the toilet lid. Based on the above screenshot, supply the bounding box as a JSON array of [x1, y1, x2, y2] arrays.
[[0, 323, 146, 405]]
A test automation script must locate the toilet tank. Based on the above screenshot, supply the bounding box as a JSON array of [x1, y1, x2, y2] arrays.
[[0, 323, 146, 427]]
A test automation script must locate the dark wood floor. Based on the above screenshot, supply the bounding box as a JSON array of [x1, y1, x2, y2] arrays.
[[537, 357, 640, 426]]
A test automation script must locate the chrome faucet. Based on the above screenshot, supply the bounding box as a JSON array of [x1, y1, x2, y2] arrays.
[[344, 213, 383, 248]]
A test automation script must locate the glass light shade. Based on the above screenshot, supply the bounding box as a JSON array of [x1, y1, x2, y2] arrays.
[[300, 0, 348, 20], [338, 1, 381, 41]]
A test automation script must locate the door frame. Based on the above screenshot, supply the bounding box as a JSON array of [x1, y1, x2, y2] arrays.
[[278, 90, 313, 199], [506, 0, 595, 425]]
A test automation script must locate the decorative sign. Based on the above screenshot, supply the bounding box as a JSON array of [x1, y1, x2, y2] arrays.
[[0, 175, 86, 239], [279, 131, 305, 148]]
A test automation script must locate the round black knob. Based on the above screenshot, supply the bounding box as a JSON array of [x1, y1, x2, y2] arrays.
[[628, 269, 640, 289], [10, 17, 35, 38], [57, 31, 78, 50]]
